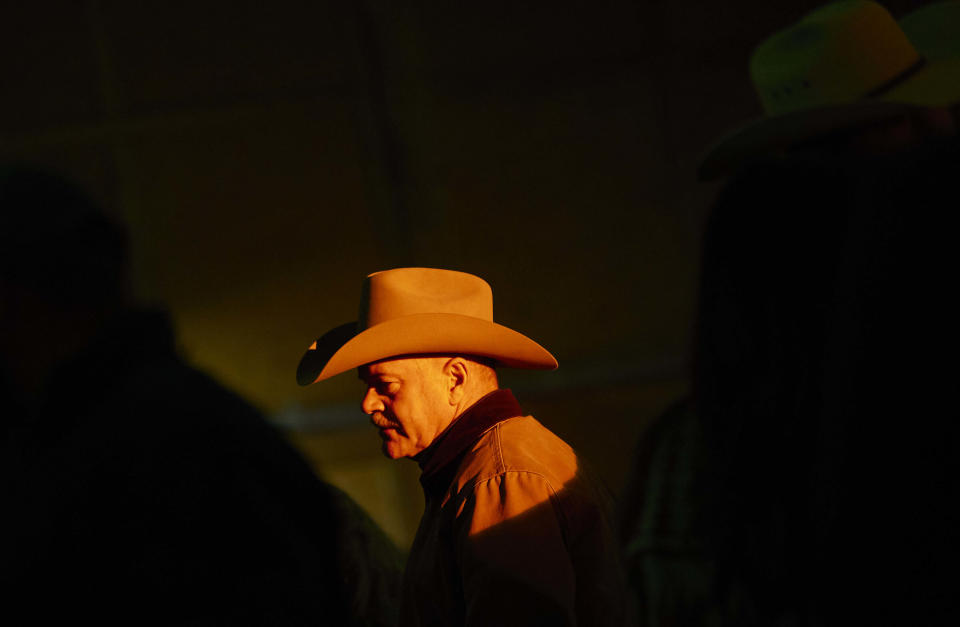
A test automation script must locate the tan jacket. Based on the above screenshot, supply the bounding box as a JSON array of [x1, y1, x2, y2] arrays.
[[401, 390, 630, 626]]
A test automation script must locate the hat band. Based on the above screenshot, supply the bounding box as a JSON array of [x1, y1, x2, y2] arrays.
[[863, 56, 927, 99]]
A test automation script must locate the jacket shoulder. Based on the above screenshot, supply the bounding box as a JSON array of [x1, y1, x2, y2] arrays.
[[454, 415, 578, 496]]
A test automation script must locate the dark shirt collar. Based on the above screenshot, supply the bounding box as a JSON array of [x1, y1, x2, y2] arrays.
[[414, 389, 522, 496]]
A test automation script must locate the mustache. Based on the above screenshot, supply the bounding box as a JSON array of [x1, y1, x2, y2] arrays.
[[370, 413, 402, 431]]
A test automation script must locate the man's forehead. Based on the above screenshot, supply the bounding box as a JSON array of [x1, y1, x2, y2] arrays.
[[358, 357, 415, 379], [358, 355, 444, 380]]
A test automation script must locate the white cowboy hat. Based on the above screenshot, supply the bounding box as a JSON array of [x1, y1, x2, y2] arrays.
[[296, 267, 558, 385], [698, 0, 960, 180]]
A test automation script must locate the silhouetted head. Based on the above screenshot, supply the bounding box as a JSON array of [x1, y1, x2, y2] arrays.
[[693, 153, 853, 419], [0, 165, 129, 399], [0, 165, 128, 307]]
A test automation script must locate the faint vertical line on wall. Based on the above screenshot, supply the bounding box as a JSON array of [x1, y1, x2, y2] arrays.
[[342, 1, 416, 267], [85, 0, 146, 298], [644, 0, 712, 359], [85, 0, 121, 119], [645, 0, 678, 202]]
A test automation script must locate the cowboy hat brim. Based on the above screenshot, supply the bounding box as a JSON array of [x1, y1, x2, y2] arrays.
[[296, 313, 558, 385], [882, 55, 960, 106], [697, 100, 912, 180]]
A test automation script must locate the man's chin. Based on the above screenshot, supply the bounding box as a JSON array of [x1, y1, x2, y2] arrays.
[[381, 441, 408, 460], [378, 427, 413, 459]]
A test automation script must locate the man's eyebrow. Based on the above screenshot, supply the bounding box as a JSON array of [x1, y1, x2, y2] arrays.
[[359, 371, 393, 382]]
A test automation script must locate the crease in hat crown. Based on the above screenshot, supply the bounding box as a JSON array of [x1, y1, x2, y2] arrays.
[[359, 267, 494, 329]]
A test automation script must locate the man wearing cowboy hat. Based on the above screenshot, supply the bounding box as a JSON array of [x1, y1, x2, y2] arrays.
[[298, 267, 630, 626], [674, 2, 960, 624]]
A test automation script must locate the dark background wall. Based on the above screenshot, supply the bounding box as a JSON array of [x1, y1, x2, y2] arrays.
[[0, 0, 927, 546]]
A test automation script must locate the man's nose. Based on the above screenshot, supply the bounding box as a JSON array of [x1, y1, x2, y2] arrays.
[[361, 387, 384, 415]]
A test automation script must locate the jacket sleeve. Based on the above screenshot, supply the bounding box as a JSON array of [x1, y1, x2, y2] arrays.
[[455, 471, 577, 627]]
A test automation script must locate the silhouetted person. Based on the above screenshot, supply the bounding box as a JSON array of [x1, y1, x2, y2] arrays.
[[623, 3, 958, 624], [694, 153, 863, 627], [812, 137, 957, 625], [692, 139, 957, 626], [619, 397, 714, 627], [622, 152, 859, 626], [0, 165, 402, 626]]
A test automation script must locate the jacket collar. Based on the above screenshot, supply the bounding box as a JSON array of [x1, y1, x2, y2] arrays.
[[414, 389, 522, 495]]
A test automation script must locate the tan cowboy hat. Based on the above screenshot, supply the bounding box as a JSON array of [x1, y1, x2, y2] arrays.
[[296, 267, 558, 385], [698, 0, 960, 180]]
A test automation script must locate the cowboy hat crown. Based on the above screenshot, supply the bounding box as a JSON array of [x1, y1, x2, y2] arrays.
[[296, 267, 558, 385], [750, 0, 921, 116]]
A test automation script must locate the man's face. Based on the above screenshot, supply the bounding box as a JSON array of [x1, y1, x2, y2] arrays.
[[358, 357, 454, 459]]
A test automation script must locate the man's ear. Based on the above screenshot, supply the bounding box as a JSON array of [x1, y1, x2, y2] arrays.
[[443, 357, 468, 405]]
